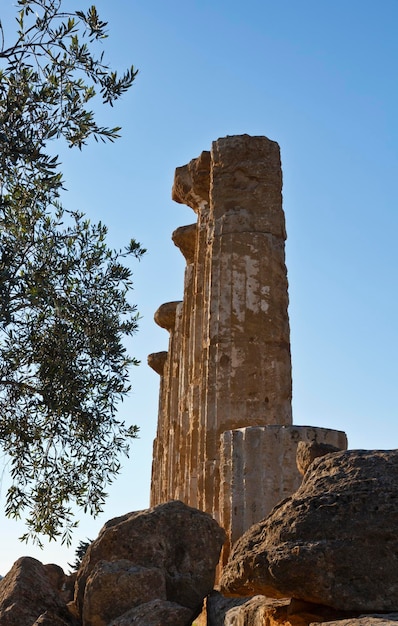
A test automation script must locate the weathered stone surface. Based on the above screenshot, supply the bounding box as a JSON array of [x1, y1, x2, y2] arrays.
[[311, 620, 398, 626], [0, 557, 66, 626], [221, 449, 398, 611], [147, 351, 168, 375], [108, 599, 193, 626], [172, 150, 211, 210], [153, 301, 182, 331], [82, 560, 165, 626], [219, 426, 347, 565], [206, 592, 355, 626], [151, 134, 293, 523], [296, 440, 342, 475], [150, 134, 347, 568], [75, 500, 225, 618], [32, 610, 78, 626], [172, 223, 197, 263]]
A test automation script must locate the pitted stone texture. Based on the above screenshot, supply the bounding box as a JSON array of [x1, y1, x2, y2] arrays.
[[0, 557, 66, 626], [206, 592, 355, 626], [108, 599, 194, 626], [153, 301, 182, 331], [147, 351, 168, 375], [296, 440, 342, 475], [172, 150, 211, 211], [75, 501, 225, 618], [219, 425, 347, 564], [221, 450, 398, 611], [172, 223, 197, 263], [82, 561, 166, 626]]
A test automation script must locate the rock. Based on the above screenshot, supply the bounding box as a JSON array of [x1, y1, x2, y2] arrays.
[[75, 500, 225, 620], [311, 620, 398, 626], [207, 592, 290, 626], [0, 557, 66, 625], [153, 301, 182, 331], [296, 440, 342, 475], [172, 223, 197, 263], [206, 592, 357, 626], [32, 609, 78, 625], [220, 450, 398, 611], [107, 598, 193, 626], [82, 561, 166, 626], [147, 351, 168, 375]]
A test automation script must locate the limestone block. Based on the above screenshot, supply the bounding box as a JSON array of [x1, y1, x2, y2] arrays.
[[172, 150, 211, 211], [219, 425, 347, 564], [220, 450, 398, 611], [82, 561, 166, 626], [153, 301, 182, 331], [147, 351, 168, 375], [296, 440, 343, 475], [172, 223, 197, 263]]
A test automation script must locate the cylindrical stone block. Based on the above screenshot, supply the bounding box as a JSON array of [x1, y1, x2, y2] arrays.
[[219, 425, 348, 564]]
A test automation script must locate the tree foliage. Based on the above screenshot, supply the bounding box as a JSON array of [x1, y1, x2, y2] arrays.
[[0, 0, 144, 545]]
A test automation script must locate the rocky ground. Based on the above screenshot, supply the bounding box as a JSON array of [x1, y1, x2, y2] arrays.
[[2, 445, 398, 626]]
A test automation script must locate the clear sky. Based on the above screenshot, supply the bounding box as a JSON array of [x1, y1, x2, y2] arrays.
[[1, 0, 397, 575]]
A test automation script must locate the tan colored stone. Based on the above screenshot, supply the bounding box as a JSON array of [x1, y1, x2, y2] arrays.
[[149, 134, 348, 568], [172, 223, 197, 263], [108, 599, 194, 626], [75, 501, 225, 617], [147, 351, 168, 375], [172, 150, 211, 210], [82, 561, 166, 626], [206, 592, 353, 626], [219, 426, 347, 564], [221, 450, 398, 611], [296, 440, 343, 475], [0, 557, 66, 626], [153, 301, 181, 331]]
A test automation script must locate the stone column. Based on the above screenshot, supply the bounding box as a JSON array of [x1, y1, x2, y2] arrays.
[[219, 425, 348, 564], [148, 350, 167, 505], [150, 300, 182, 504], [172, 151, 212, 509], [201, 135, 292, 521], [171, 223, 197, 502], [149, 135, 348, 566]]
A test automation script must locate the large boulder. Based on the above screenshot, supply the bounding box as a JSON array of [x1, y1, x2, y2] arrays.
[[0, 557, 67, 625], [75, 500, 225, 623], [206, 592, 358, 626], [296, 440, 342, 475], [221, 450, 398, 611], [82, 561, 166, 626]]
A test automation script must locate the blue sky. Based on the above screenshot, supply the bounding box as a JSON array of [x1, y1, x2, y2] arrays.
[[1, 0, 397, 574]]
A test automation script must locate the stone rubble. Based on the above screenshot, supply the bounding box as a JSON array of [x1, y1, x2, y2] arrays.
[[4, 469, 398, 626], [220, 449, 398, 612]]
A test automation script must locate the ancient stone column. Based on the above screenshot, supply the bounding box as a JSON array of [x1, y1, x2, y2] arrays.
[[150, 300, 182, 504], [219, 425, 347, 564], [149, 135, 347, 564]]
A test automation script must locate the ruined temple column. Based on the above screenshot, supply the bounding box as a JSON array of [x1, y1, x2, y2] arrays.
[[149, 300, 182, 504], [200, 136, 293, 519], [171, 223, 197, 502], [149, 135, 347, 563]]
